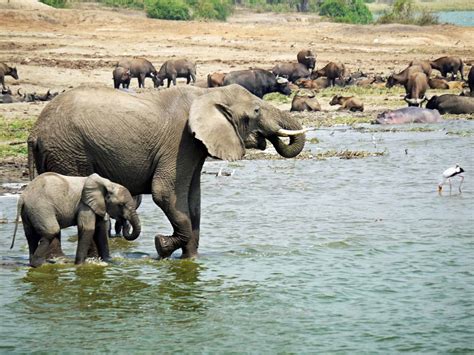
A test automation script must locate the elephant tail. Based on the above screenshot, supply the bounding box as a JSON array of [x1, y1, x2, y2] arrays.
[[11, 196, 24, 249]]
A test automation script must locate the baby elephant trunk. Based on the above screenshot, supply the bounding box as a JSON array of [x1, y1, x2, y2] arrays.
[[123, 210, 141, 241]]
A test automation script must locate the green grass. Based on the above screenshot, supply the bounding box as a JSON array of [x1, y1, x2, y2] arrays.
[[0, 116, 35, 159]]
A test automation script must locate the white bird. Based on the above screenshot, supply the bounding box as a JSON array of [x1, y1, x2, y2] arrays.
[[438, 164, 465, 193]]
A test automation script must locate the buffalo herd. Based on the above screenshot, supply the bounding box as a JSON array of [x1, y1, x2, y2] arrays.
[[1, 50, 473, 117]]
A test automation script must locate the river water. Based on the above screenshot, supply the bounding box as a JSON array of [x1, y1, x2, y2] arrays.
[[436, 11, 474, 27], [0, 120, 473, 352]]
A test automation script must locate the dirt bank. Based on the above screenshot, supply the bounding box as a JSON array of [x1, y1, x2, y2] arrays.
[[0, 3, 473, 189]]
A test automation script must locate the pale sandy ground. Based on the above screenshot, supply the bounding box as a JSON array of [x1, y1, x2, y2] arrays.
[[0, 1, 473, 185]]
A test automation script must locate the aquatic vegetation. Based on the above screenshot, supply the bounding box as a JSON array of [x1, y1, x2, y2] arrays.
[[245, 148, 385, 160]]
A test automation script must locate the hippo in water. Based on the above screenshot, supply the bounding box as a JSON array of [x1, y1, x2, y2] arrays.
[[374, 107, 442, 125]]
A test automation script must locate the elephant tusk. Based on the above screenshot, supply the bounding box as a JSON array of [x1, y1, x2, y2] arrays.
[[277, 127, 313, 137]]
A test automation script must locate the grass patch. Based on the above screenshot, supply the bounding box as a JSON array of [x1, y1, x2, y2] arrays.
[[0, 117, 35, 159], [264, 92, 294, 104]]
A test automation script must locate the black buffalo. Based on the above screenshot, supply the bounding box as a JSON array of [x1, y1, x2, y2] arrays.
[[222, 69, 292, 98], [426, 94, 474, 114]]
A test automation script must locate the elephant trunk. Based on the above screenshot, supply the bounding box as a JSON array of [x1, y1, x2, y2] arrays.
[[123, 210, 141, 241], [266, 112, 306, 158]]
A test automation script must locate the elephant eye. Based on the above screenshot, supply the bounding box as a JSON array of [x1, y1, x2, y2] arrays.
[[254, 107, 260, 116]]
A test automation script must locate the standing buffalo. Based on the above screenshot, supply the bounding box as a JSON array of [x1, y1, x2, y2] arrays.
[[0, 62, 18, 91], [207, 72, 226, 87], [113, 67, 131, 89], [403, 72, 429, 107], [222, 69, 292, 98], [386, 65, 424, 88], [311, 62, 345, 87], [156, 59, 197, 88], [271, 63, 310, 82], [297, 49, 316, 71], [426, 94, 474, 114], [409, 60, 432, 77], [430, 56, 464, 80], [116, 58, 159, 88]]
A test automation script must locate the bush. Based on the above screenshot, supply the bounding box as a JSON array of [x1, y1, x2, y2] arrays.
[[192, 0, 232, 20], [145, 0, 191, 20], [39, 0, 67, 8], [377, 0, 439, 25], [319, 0, 373, 24]]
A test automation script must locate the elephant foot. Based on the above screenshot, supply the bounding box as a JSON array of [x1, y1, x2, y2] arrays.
[[180, 252, 198, 259], [46, 237, 65, 258], [155, 235, 178, 259]]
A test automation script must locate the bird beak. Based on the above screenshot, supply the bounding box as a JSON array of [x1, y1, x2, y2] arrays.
[[438, 185, 442, 193]]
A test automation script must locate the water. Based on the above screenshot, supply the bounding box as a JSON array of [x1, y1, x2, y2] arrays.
[[1, 121, 473, 352], [436, 11, 474, 27]]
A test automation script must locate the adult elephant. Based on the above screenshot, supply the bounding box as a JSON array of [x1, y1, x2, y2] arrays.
[[28, 85, 306, 259]]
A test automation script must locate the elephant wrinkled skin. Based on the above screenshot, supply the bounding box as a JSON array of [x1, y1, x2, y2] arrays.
[[28, 85, 306, 259]]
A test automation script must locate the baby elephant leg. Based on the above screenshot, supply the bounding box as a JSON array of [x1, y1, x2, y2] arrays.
[[31, 232, 60, 267]]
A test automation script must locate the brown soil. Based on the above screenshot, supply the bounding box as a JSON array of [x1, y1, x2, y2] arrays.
[[0, 2, 473, 192]]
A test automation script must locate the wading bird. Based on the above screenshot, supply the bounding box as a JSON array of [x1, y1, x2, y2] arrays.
[[438, 164, 465, 193]]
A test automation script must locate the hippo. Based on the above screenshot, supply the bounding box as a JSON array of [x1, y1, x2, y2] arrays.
[[374, 107, 442, 125]]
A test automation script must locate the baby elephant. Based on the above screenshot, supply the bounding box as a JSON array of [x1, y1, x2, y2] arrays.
[[291, 90, 321, 112], [329, 95, 364, 112], [11, 173, 141, 267]]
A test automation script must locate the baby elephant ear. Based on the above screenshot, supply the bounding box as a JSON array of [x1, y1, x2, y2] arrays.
[[188, 89, 245, 161], [82, 174, 112, 217]]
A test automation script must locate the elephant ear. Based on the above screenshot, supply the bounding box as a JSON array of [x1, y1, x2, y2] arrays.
[[188, 90, 245, 161], [82, 174, 115, 217]]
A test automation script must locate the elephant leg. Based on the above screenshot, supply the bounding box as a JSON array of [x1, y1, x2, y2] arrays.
[[94, 219, 111, 262], [186, 75, 191, 85], [191, 73, 196, 84], [31, 232, 59, 267], [23, 222, 41, 264], [76, 210, 96, 264], [152, 178, 194, 259], [181, 161, 204, 258]]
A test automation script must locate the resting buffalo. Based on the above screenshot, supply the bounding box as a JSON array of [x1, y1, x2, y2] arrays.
[[404, 72, 429, 107], [0, 62, 18, 91], [430, 56, 464, 80], [272, 63, 310, 83], [222, 69, 291, 98], [116, 58, 159, 88], [329, 95, 364, 112], [291, 90, 321, 112], [428, 78, 449, 89], [297, 49, 316, 71], [157, 58, 197, 88], [375, 107, 442, 124], [311, 62, 345, 87], [207, 72, 226, 87], [426, 94, 474, 114]]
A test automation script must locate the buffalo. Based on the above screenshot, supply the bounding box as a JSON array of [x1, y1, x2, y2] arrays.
[[296, 49, 316, 71], [430, 56, 464, 80], [222, 69, 292, 98], [156, 58, 197, 88], [116, 58, 159, 88], [311, 62, 346, 87], [426, 94, 474, 114], [0, 62, 18, 91], [272, 63, 310, 83], [291, 90, 321, 112], [403, 72, 429, 107], [329, 95, 364, 112]]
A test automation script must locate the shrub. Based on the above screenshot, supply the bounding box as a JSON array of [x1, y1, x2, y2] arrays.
[[192, 0, 232, 20], [319, 0, 373, 24], [39, 0, 67, 8], [377, 0, 439, 25], [145, 0, 191, 20]]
